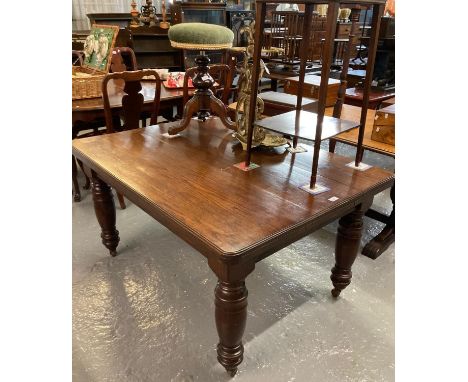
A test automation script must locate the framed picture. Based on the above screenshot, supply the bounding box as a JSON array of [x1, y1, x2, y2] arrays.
[[82, 24, 119, 73]]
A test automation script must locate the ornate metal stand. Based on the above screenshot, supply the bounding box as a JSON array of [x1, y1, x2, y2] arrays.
[[234, 22, 287, 152], [140, 0, 158, 27]]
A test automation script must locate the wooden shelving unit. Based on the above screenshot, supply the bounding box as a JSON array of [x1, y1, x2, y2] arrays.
[[244, 0, 386, 192], [128, 25, 184, 70]]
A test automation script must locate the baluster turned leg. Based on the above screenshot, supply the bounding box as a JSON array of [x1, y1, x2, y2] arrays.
[[215, 280, 248, 377], [331, 203, 366, 297], [91, 171, 120, 257]]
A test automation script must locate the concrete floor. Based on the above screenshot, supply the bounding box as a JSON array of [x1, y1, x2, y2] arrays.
[[73, 141, 395, 382]]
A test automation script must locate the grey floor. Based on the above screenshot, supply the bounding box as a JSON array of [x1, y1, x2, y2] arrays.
[[73, 140, 395, 382]]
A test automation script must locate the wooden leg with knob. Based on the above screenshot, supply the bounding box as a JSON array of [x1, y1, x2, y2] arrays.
[[331, 201, 369, 297], [215, 280, 248, 377], [91, 171, 120, 256]]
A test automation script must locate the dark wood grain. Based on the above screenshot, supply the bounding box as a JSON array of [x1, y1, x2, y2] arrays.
[[73, 117, 394, 261], [73, 116, 394, 373]]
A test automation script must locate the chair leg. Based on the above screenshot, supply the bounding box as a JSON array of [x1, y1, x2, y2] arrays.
[[77, 158, 91, 189], [72, 155, 81, 202], [329, 138, 337, 153], [117, 192, 126, 209]]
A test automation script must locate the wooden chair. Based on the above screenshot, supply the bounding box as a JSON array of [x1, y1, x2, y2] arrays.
[[306, 15, 327, 64], [269, 11, 304, 66], [102, 69, 162, 208], [73, 47, 158, 202], [110, 47, 138, 73]]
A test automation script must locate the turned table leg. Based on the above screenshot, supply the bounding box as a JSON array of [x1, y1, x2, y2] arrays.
[[331, 203, 366, 297], [91, 171, 120, 256], [215, 280, 248, 377]]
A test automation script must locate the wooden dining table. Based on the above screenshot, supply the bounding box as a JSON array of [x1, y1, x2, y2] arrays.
[[72, 116, 394, 376]]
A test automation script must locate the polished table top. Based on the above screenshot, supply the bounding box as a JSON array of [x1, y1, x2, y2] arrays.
[[73, 117, 394, 260]]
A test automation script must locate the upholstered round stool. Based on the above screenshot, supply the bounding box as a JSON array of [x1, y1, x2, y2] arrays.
[[167, 23, 235, 135], [168, 22, 234, 50]]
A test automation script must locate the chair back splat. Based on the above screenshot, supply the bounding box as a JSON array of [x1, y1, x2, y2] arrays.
[[110, 47, 138, 73], [102, 69, 162, 133]]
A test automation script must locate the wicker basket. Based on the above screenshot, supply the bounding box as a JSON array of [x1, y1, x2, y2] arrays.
[[72, 66, 105, 100]]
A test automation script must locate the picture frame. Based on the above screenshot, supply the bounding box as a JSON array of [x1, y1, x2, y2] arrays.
[[82, 24, 119, 73]]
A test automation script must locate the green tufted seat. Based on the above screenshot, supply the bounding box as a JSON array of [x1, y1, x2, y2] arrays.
[[168, 23, 234, 50]]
